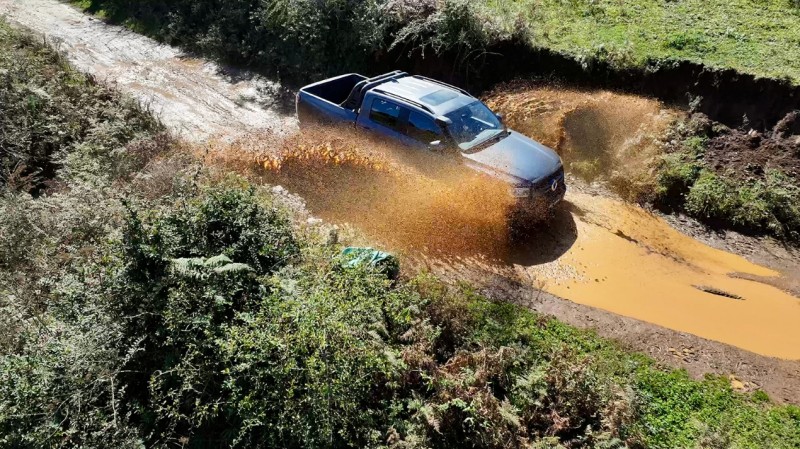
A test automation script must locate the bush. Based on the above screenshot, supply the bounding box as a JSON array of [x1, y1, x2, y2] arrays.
[[104, 185, 300, 445], [389, 0, 501, 73], [656, 118, 800, 240], [3, 181, 800, 448], [681, 169, 800, 239]]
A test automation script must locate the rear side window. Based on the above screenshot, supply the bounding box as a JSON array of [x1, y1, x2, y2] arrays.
[[369, 99, 402, 130], [406, 111, 442, 143]]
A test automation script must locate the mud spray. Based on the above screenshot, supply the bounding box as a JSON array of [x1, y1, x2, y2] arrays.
[[207, 127, 519, 259], [485, 82, 676, 200], [207, 85, 800, 360]]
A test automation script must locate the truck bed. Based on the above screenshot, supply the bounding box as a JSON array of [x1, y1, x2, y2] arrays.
[[303, 74, 367, 105], [297, 73, 367, 124]]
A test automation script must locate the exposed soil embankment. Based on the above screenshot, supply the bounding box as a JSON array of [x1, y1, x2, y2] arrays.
[[701, 112, 800, 182]]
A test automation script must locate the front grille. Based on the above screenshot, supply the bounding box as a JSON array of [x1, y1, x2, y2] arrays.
[[534, 166, 565, 194]]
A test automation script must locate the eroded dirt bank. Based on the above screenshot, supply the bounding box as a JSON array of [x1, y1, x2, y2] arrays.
[[5, 0, 800, 404]]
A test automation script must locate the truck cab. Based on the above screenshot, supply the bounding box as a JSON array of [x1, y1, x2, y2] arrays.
[[297, 71, 566, 207]]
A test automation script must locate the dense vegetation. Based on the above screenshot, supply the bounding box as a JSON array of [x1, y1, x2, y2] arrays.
[[2, 15, 800, 449], [75, 0, 800, 84]]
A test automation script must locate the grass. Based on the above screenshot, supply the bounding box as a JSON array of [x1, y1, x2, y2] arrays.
[[483, 0, 800, 83]]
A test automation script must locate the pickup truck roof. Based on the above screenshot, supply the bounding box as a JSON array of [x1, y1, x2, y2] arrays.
[[340, 71, 475, 116]]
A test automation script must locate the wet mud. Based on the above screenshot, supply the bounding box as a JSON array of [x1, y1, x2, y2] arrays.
[[523, 191, 800, 360]]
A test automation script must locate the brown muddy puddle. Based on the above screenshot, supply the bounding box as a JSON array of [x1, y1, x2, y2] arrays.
[[517, 191, 800, 360], [206, 87, 800, 360]]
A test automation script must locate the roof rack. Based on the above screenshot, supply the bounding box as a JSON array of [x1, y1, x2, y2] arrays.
[[342, 71, 408, 110], [411, 75, 473, 98], [371, 89, 434, 113]]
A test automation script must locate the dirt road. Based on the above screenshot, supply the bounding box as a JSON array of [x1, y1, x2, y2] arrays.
[[0, 0, 294, 140], [4, 0, 799, 403]]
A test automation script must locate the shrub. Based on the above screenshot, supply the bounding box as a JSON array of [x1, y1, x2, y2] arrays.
[[389, 0, 502, 76], [655, 117, 800, 240], [682, 169, 800, 239], [221, 263, 418, 448], [104, 185, 300, 445]]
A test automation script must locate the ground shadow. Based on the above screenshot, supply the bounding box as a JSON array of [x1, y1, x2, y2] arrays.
[[502, 201, 580, 266]]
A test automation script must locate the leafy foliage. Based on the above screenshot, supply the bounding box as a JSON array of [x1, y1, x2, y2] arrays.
[[2, 15, 800, 449], [79, 0, 389, 80]]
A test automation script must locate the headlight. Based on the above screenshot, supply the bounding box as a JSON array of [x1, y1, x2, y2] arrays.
[[512, 186, 531, 198]]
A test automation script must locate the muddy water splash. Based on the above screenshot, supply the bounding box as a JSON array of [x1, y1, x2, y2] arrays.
[[207, 128, 519, 258], [207, 122, 800, 359], [485, 83, 677, 200]]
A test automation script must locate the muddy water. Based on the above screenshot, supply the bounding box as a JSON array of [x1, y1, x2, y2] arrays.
[[485, 83, 677, 200], [519, 191, 800, 359], [208, 129, 519, 258]]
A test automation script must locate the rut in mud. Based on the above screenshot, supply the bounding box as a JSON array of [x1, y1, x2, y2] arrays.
[[5, 0, 800, 404]]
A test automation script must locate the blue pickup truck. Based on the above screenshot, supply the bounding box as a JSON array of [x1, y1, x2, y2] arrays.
[[296, 71, 566, 209]]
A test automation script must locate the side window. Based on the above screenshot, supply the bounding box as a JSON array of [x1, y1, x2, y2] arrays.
[[406, 111, 442, 143], [369, 99, 402, 130]]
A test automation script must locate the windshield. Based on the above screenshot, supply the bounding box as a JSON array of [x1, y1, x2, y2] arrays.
[[444, 101, 504, 151]]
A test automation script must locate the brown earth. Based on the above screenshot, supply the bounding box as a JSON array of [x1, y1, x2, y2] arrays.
[[698, 111, 800, 181]]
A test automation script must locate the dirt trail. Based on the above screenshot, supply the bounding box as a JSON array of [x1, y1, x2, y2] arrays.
[[6, 0, 800, 403], [0, 0, 295, 140]]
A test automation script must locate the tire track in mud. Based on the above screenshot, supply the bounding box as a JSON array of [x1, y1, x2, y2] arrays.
[[6, 0, 800, 404]]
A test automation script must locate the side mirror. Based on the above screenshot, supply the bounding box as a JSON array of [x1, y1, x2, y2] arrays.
[[495, 112, 504, 122], [434, 116, 452, 127]]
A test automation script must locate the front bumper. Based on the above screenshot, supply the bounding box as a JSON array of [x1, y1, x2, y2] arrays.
[[523, 166, 566, 208]]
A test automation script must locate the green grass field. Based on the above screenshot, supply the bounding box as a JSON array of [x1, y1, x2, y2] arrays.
[[485, 0, 800, 83]]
